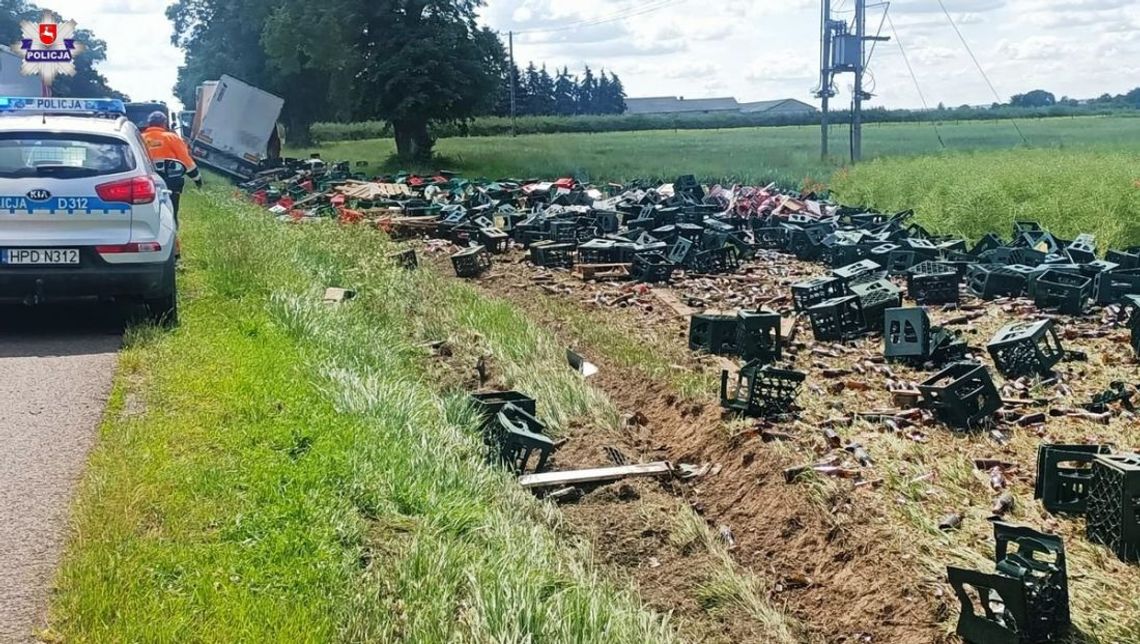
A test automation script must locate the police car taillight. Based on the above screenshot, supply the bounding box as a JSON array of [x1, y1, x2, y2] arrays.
[[95, 242, 162, 254], [95, 177, 156, 204]]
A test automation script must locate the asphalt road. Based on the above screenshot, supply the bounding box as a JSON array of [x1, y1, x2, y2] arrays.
[[0, 305, 124, 643]]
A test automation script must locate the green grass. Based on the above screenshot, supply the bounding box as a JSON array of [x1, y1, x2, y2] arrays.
[[301, 114, 1140, 187], [830, 148, 1140, 250], [49, 187, 682, 642]]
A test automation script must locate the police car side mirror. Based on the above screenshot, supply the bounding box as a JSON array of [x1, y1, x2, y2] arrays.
[[156, 159, 186, 180]]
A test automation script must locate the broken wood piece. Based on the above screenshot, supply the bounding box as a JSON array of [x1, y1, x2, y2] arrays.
[[650, 288, 696, 317], [518, 461, 673, 489]]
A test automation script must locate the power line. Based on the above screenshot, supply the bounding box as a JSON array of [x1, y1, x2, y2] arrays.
[[934, 0, 1028, 145], [887, 12, 945, 150]]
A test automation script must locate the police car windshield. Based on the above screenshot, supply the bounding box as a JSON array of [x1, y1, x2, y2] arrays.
[[0, 132, 136, 179]]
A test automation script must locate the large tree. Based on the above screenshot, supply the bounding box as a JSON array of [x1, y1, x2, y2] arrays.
[[350, 1, 504, 160], [1, 1, 123, 98]]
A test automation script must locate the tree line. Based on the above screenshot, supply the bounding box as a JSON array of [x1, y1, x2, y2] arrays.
[[1, 0, 122, 98], [491, 63, 627, 117]]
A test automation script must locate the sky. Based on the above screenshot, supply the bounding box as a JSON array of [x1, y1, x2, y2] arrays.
[[29, 0, 1140, 111]]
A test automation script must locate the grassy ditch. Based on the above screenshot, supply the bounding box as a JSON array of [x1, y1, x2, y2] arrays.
[[47, 188, 684, 642]]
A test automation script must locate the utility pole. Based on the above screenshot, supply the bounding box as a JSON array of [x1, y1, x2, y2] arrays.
[[508, 31, 517, 137], [816, 0, 833, 160], [852, 0, 865, 162], [817, 0, 888, 163]]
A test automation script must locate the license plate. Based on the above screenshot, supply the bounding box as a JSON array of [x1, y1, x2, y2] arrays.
[[2, 248, 80, 265]]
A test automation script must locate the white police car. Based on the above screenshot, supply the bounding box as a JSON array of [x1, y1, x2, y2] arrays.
[[0, 97, 179, 324]]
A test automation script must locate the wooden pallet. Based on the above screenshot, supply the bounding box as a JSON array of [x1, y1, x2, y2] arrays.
[[335, 181, 413, 200], [573, 263, 631, 281]]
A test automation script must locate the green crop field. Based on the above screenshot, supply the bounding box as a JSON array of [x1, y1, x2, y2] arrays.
[[300, 114, 1140, 249], [302, 114, 1140, 187]]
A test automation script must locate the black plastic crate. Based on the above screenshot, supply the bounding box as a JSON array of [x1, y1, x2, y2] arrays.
[[720, 361, 805, 418], [1094, 269, 1140, 305], [886, 249, 918, 275], [789, 226, 829, 261], [908, 262, 960, 305], [1034, 443, 1112, 514], [734, 309, 782, 363], [968, 265, 1032, 299], [832, 259, 884, 286], [918, 362, 1001, 430], [1066, 233, 1097, 264], [577, 239, 619, 264], [987, 319, 1064, 378], [884, 307, 931, 359], [548, 219, 578, 244], [1034, 270, 1091, 315], [491, 403, 556, 475], [667, 237, 694, 265], [792, 276, 847, 312], [530, 241, 576, 269], [850, 279, 903, 332], [689, 313, 738, 354], [470, 390, 537, 430], [1086, 454, 1140, 562], [631, 251, 676, 283], [808, 295, 865, 341], [478, 227, 510, 254], [451, 245, 492, 278], [692, 246, 741, 274], [753, 227, 788, 250], [825, 243, 871, 268], [1106, 248, 1140, 270], [947, 522, 1070, 644]]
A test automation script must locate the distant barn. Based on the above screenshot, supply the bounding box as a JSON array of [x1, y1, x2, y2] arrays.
[[624, 96, 817, 116]]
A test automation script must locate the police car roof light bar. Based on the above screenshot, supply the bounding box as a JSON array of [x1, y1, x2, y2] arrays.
[[0, 97, 126, 118]]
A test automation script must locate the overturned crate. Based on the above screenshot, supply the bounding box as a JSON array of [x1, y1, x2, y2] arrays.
[[530, 241, 576, 269], [631, 252, 676, 283], [947, 522, 1070, 644], [720, 361, 805, 418], [851, 279, 902, 333], [808, 295, 865, 342], [689, 312, 738, 354], [1034, 443, 1113, 515], [987, 319, 1065, 378], [733, 309, 782, 363], [1086, 453, 1140, 563], [490, 403, 557, 475], [1034, 270, 1092, 315], [908, 261, 960, 305], [918, 362, 1001, 430], [884, 307, 930, 361], [792, 276, 847, 312], [451, 245, 492, 278]]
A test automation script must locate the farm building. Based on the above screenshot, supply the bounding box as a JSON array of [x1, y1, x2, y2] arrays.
[[625, 96, 817, 116]]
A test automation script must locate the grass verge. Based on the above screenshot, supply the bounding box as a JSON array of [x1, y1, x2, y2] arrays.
[[48, 187, 681, 642]]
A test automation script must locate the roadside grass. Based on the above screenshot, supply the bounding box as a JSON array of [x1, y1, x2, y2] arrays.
[[49, 187, 681, 642], [299, 114, 1140, 188]]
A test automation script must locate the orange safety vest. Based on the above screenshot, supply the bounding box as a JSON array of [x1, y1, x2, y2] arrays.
[[141, 126, 199, 175]]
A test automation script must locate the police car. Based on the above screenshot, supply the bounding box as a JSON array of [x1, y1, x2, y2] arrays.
[[0, 97, 179, 324]]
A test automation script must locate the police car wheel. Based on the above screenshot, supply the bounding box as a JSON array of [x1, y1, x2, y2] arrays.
[[145, 257, 178, 327]]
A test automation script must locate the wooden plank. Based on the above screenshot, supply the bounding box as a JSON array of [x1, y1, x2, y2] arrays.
[[573, 263, 631, 281], [651, 288, 696, 317], [518, 461, 673, 489]]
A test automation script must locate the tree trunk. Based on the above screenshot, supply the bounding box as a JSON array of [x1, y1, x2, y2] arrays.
[[393, 119, 433, 162]]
